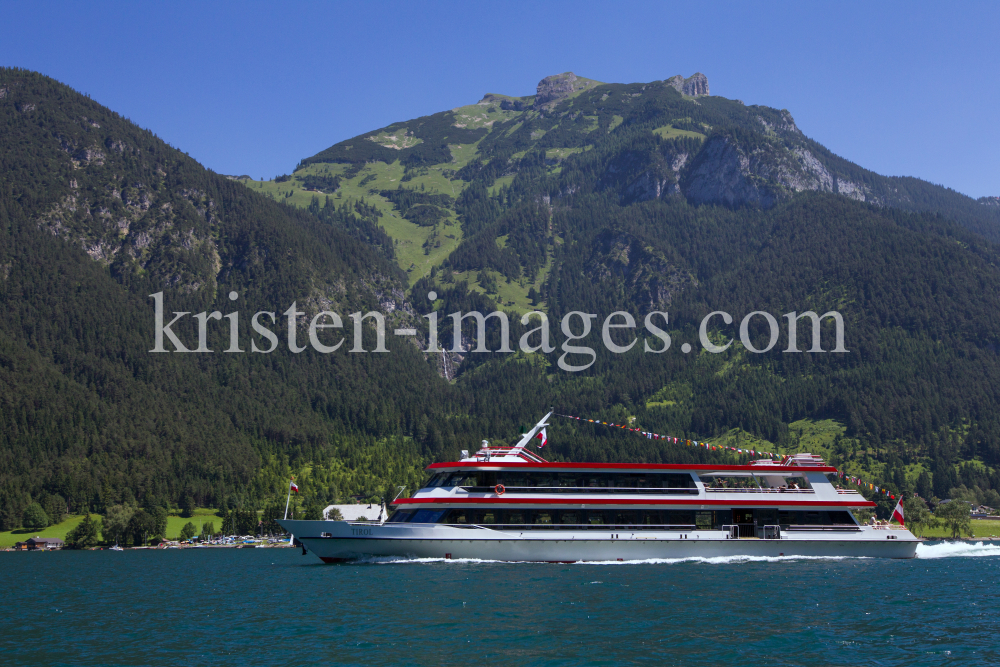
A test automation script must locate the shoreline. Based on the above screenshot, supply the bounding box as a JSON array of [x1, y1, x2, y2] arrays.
[[3, 541, 298, 552]]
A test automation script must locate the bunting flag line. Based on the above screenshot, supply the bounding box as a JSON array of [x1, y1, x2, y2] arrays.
[[551, 412, 781, 460], [552, 412, 899, 502], [833, 471, 897, 500]]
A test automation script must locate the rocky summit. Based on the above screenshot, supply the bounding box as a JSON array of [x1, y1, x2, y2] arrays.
[[534, 72, 601, 108], [666, 72, 710, 96]]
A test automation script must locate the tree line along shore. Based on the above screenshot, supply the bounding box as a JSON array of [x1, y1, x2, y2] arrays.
[[2, 507, 998, 550]]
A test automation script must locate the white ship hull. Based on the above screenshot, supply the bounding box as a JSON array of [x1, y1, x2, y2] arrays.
[[279, 520, 919, 562]]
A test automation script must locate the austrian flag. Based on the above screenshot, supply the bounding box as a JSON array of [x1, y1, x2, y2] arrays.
[[290, 480, 299, 493], [892, 498, 904, 526], [535, 428, 548, 448]]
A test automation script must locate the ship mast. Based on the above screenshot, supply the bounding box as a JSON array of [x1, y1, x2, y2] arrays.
[[508, 411, 552, 455]]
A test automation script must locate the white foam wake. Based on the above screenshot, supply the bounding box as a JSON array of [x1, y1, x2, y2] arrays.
[[915, 541, 1000, 559], [575, 555, 848, 565], [353, 554, 847, 566], [342, 542, 1000, 565]]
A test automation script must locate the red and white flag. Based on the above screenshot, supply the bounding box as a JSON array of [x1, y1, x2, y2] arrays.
[[892, 498, 904, 526], [535, 428, 548, 448], [290, 480, 299, 493]]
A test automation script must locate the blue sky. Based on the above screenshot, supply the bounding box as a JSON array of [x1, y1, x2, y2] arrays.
[[3, 1, 997, 197]]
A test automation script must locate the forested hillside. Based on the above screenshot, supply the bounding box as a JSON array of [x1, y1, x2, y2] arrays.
[[2, 67, 1000, 533], [0, 69, 454, 527]]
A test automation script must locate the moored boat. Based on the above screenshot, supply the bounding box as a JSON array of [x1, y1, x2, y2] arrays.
[[279, 413, 918, 562]]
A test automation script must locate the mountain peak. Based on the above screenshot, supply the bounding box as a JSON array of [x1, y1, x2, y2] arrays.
[[535, 72, 601, 108], [666, 72, 709, 96]]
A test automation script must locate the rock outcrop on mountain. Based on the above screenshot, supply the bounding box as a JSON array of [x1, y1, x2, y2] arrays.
[[600, 142, 692, 204], [499, 98, 531, 111], [682, 135, 871, 208], [586, 231, 696, 310], [480, 93, 532, 111], [666, 73, 709, 96], [534, 72, 598, 109]]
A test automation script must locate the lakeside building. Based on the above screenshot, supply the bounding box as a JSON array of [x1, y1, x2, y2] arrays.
[[13, 537, 64, 550]]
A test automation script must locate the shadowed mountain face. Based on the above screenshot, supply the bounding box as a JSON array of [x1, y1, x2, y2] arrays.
[[3, 67, 1000, 527], [0, 69, 448, 525]]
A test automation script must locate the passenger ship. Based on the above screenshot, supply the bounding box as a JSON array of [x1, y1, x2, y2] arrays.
[[279, 413, 918, 562]]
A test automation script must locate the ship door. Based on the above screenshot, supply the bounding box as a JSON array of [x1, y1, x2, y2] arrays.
[[731, 509, 755, 538]]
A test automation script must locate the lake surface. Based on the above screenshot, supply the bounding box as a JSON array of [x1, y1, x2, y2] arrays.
[[2, 541, 999, 666]]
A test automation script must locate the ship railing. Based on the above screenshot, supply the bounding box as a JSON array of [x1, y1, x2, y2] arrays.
[[836, 489, 863, 495], [786, 524, 862, 531], [704, 487, 814, 494], [474, 448, 548, 463], [458, 485, 699, 495], [442, 523, 700, 531], [721, 524, 760, 538], [868, 524, 907, 531]]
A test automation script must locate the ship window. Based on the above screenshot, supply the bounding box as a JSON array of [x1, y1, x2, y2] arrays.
[[445, 509, 470, 524], [610, 511, 639, 526], [637, 510, 658, 525], [783, 476, 811, 490], [828, 511, 855, 525], [532, 473, 556, 488], [467, 510, 498, 524], [410, 509, 447, 523], [506, 511, 526, 525], [558, 511, 579, 524], [695, 511, 713, 529], [445, 472, 478, 487], [699, 475, 759, 489], [757, 509, 778, 525], [616, 476, 639, 489], [499, 473, 530, 488], [386, 510, 414, 523], [423, 474, 448, 488], [534, 511, 554, 525], [425, 471, 701, 493], [585, 511, 605, 525], [665, 510, 691, 525], [557, 473, 581, 488]]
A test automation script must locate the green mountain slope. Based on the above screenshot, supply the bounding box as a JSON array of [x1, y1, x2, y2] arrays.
[[263, 72, 998, 301]]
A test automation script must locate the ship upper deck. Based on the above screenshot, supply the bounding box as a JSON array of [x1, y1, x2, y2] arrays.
[[397, 413, 874, 509]]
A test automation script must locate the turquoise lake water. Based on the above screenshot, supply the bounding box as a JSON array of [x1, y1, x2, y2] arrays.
[[2, 541, 999, 666]]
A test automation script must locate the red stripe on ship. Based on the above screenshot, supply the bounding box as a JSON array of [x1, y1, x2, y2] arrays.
[[427, 462, 838, 473], [391, 497, 876, 508]]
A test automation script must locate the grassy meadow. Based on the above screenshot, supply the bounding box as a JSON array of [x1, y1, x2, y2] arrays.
[[919, 519, 1000, 540], [165, 508, 226, 538], [0, 508, 230, 548], [652, 124, 706, 141], [0, 514, 89, 548]]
